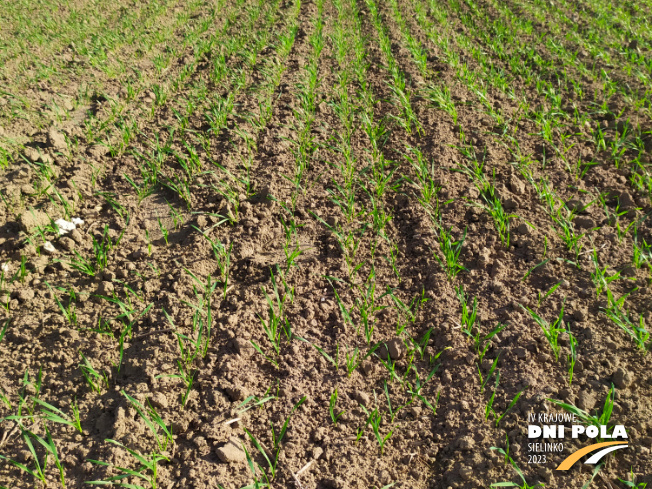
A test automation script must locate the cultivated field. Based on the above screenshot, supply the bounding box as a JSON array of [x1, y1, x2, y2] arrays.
[[0, 0, 651, 487]]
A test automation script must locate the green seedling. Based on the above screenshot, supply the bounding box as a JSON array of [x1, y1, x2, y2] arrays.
[[601, 286, 649, 350], [403, 145, 441, 208], [435, 225, 467, 280], [478, 354, 500, 393], [64, 225, 125, 277], [360, 404, 393, 455], [410, 328, 432, 360], [521, 301, 566, 361], [86, 439, 168, 489], [486, 382, 527, 428], [32, 398, 82, 434], [406, 365, 441, 415], [477, 178, 516, 248], [618, 467, 648, 488], [591, 249, 622, 297], [632, 229, 652, 270], [489, 454, 543, 488], [180, 270, 217, 358], [474, 323, 506, 364], [0, 388, 10, 409], [0, 424, 66, 487], [422, 84, 458, 123], [537, 281, 562, 307], [344, 343, 380, 377], [156, 360, 196, 408], [329, 388, 345, 425], [548, 385, 617, 441], [243, 396, 306, 481], [122, 390, 173, 452], [45, 282, 77, 326], [567, 323, 578, 385], [237, 389, 276, 415], [386, 287, 428, 335], [455, 284, 478, 338], [193, 226, 233, 297], [0, 318, 9, 343], [485, 373, 500, 422], [304, 339, 338, 370], [253, 270, 293, 365], [157, 216, 169, 246], [79, 352, 109, 394], [96, 191, 129, 221]]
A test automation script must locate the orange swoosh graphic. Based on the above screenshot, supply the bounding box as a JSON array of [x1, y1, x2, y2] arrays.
[[556, 441, 628, 470]]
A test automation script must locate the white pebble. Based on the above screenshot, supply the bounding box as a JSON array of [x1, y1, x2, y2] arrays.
[[55, 218, 76, 235], [43, 241, 57, 254]]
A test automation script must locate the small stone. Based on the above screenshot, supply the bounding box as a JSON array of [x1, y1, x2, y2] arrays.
[[97, 281, 114, 296], [353, 390, 370, 406], [55, 218, 77, 235], [408, 406, 422, 418], [48, 128, 67, 150], [70, 229, 83, 243], [613, 367, 632, 389], [577, 391, 596, 411], [196, 215, 208, 228], [17, 289, 35, 302], [442, 371, 452, 384], [312, 447, 324, 459], [148, 392, 169, 409], [24, 147, 41, 162], [216, 442, 246, 463], [19, 209, 51, 233], [503, 198, 518, 209], [517, 222, 530, 234], [59, 237, 75, 252], [361, 360, 375, 377], [43, 241, 57, 254], [619, 192, 636, 210], [387, 338, 405, 360]]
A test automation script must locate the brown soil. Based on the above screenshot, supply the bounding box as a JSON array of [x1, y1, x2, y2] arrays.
[[0, 0, 651, 488]]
